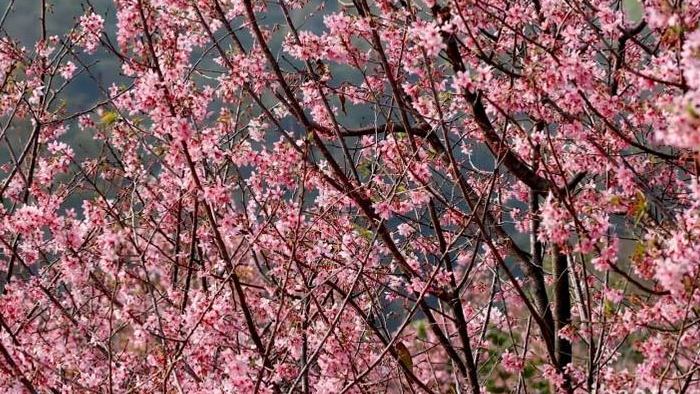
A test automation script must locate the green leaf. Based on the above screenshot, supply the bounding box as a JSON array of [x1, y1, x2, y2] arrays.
[[522, 363, 536, 379], [352, 223, 374, 241], [100, 111, 119, 126], [395, 341, 413, 370], [632, 192, 647, 224], [414, 320, 428, 341], [485, 379, 507, 393]]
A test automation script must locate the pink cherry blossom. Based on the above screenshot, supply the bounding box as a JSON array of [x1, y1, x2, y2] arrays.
[[78, 12, 104, 54], [1, 0, 700, 392], [501, 351, 524, 374], [59, 61, 76, 79]]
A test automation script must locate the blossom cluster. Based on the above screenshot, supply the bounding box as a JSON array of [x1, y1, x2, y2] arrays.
[[1, 0, 700, 393]]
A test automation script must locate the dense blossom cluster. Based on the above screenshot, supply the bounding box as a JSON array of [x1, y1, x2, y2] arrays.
[[1, 0, 700, 392]]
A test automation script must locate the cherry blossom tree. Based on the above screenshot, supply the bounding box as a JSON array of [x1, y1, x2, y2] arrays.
[[0, 0, 699, 392]]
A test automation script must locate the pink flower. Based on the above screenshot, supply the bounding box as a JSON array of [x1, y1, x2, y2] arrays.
[[78, 12, 104, 54], [170, 117, 193, 142], [3, 1, 700, 392], [203, 182, 231, 205], [453, 70, 475, 93], [410, 20, 444, 57], [604, 287, 624, 303], [591, 239, 619, 271], [373, 201, 392, 220], [397, 223, 414, 237], [542, 364, 567, 391], [59, 61, 76, 79], [654, 258, 689, 295], [539, 194, 570, 245], [501, 351, 524, 374]]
